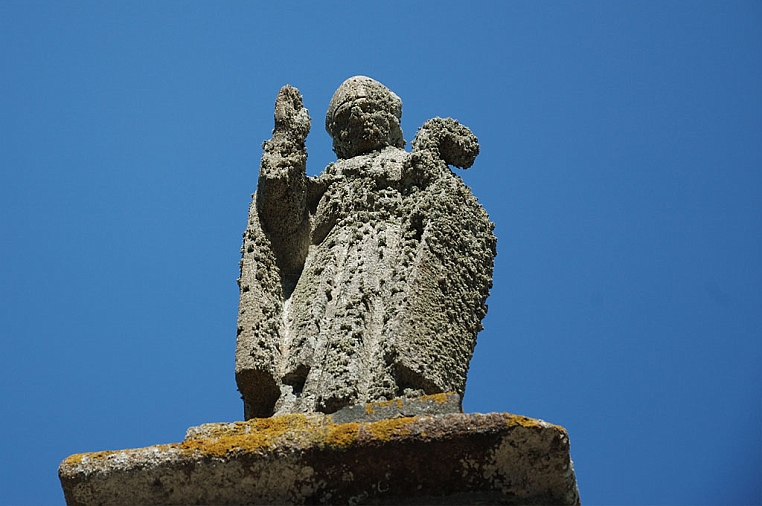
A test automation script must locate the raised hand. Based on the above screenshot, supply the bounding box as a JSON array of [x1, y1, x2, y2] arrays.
[[273, 85, 311, 145]]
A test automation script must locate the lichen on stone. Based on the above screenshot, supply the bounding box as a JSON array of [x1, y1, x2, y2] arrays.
[[59, 412, 579, 506]]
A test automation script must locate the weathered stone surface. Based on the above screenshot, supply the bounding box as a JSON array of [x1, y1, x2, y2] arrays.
[[59, 408, 580, 505], [325, 76, 405, 159], [330, 392, 462, 424], [236, 76, 497, 419]]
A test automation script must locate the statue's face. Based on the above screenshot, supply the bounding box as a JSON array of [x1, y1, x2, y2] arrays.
[[332, 98, 393, 154], [326, 76, 404, 159]]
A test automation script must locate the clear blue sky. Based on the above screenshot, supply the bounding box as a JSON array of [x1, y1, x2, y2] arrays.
[[2, 2, 760, 504]]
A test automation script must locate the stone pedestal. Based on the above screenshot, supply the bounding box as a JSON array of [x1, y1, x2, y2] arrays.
[[59, 396, 580, 505]]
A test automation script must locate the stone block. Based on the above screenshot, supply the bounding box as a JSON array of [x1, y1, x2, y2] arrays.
[[59, 407, 580, 505]]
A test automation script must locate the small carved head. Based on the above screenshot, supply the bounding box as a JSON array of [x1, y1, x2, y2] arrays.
[[325, 76, 404, 159]]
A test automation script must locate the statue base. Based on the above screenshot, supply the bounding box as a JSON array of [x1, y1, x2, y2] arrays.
[[59, 395, 580, 505]]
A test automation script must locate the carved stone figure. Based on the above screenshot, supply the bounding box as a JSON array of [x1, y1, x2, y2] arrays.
[[235, 76, 496, 419]]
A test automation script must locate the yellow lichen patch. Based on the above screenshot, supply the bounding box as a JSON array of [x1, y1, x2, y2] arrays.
[[179, 414, 320, 458], [246, 414, 316, 436], [366, 417, 414, 442], [61, 452, 88, 467], [366, 398, 403, 410], [504, 414, 541, 428], [324, 422, 360, 449], [225, 414, 317, 437], [180, 434, 241, 459], [503, 413, 565, 432], [61, 449, 127, 467], [422, 392, 452, 404], [361, 392, 455, 415]]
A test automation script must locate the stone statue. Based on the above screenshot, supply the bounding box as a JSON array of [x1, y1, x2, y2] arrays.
[[235, 76, 496, 419]]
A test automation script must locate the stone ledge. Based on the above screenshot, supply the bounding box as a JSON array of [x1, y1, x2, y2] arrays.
[[59, 411, 580, 505]]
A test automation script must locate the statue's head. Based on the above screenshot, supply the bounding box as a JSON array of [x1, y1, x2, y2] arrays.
[[325, 76, 404, 159]]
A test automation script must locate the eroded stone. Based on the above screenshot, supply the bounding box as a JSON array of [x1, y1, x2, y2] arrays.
[[236, 77, 497, 418], [59, 411, 580, 505]]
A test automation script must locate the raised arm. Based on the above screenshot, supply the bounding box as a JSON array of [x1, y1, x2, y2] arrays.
[[256, 85, 312, 283]]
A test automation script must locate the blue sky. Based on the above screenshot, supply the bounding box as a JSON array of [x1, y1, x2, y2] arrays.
[[1, 2, 760, 504]]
